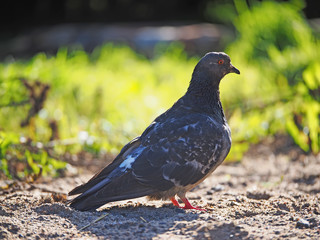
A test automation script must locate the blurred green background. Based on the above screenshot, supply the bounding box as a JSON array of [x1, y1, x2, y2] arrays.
[[0, 0, 319, 179]]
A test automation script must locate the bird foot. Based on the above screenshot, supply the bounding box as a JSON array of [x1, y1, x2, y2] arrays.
[[180, 205, 206, 211], [171, 197, 206, 211]]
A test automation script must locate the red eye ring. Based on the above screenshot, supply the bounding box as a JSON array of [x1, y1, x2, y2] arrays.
[[218, 59, 224, 65]]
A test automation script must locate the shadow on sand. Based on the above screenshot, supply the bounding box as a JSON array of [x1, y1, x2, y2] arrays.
[[34, 202, 249, 239]]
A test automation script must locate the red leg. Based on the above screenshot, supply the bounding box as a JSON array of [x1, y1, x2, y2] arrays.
[[180, 198, 206, 211], [170, 197, 180, 207]]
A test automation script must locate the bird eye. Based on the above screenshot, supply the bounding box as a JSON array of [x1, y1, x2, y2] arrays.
[[218, 59, 224, 65]]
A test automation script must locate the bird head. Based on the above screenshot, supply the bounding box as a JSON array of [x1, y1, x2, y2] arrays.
[[190, 52, 240, 90], [197, 52, 240, 78]]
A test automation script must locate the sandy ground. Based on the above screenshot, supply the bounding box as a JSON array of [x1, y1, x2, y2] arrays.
[[1, 142, 320, 239]]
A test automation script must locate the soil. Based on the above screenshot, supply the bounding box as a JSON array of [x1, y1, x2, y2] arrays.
[[1, 140, 320, 240]]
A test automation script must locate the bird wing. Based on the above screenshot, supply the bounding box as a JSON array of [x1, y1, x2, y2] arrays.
[[132, 113, 230, 191], [68, 120, 161, 196], [68, 136, 142, 196], [68, 124, 160, 210], [68, 139, 157, 211]]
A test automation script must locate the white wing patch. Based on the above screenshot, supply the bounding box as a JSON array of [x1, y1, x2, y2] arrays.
[[119, 147, 144, 169]]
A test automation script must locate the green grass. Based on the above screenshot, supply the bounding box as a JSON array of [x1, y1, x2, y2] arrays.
[[223, 0, 320, 154], [0, 0, 319, 179], [0, 44, 201, 178]]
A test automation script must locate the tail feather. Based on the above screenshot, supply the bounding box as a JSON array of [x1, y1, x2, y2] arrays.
[[68, 172, 155, 211], [69, 137, 142, 196]]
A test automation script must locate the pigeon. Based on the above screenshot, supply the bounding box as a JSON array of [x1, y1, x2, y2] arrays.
[[68, 52, 240, 211]]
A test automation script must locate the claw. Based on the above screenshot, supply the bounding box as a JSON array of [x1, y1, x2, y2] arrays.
[[180, 198, 206, 211]]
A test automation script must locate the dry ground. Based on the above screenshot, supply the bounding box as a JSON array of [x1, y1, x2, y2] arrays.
[[1, 140, 320, 239]]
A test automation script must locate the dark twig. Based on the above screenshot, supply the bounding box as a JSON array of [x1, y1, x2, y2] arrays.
[[0, 99, 30, 108], [80, 213, 110, 230], [19, 78, 50, 127]]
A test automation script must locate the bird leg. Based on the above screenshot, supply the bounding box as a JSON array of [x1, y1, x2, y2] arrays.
[[179, 196, 206, 211], [172, 194, 206, 211], [170, 197, 180, 207]]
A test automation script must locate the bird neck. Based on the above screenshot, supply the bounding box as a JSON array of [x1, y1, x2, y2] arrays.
[[184, 84, 227, 124]]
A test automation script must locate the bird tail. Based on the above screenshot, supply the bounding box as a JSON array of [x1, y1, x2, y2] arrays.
[[68, 172, 155, 211]]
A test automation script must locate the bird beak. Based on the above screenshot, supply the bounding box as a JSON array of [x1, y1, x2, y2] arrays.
[[229, 64, 240, 74]]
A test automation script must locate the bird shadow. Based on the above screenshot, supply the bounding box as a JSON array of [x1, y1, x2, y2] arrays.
[[34, 202, 200, 239], [34, 202, 250, 239]]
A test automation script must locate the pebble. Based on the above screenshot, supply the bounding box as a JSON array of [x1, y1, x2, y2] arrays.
[[296, 218, 310, 229], [229, 201, 240, 206], [211, 184, 225, 192]]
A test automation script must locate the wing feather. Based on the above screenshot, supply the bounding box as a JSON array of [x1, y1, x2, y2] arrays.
[[69, 137, 141, 196], [132, 113, 230, 190]]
